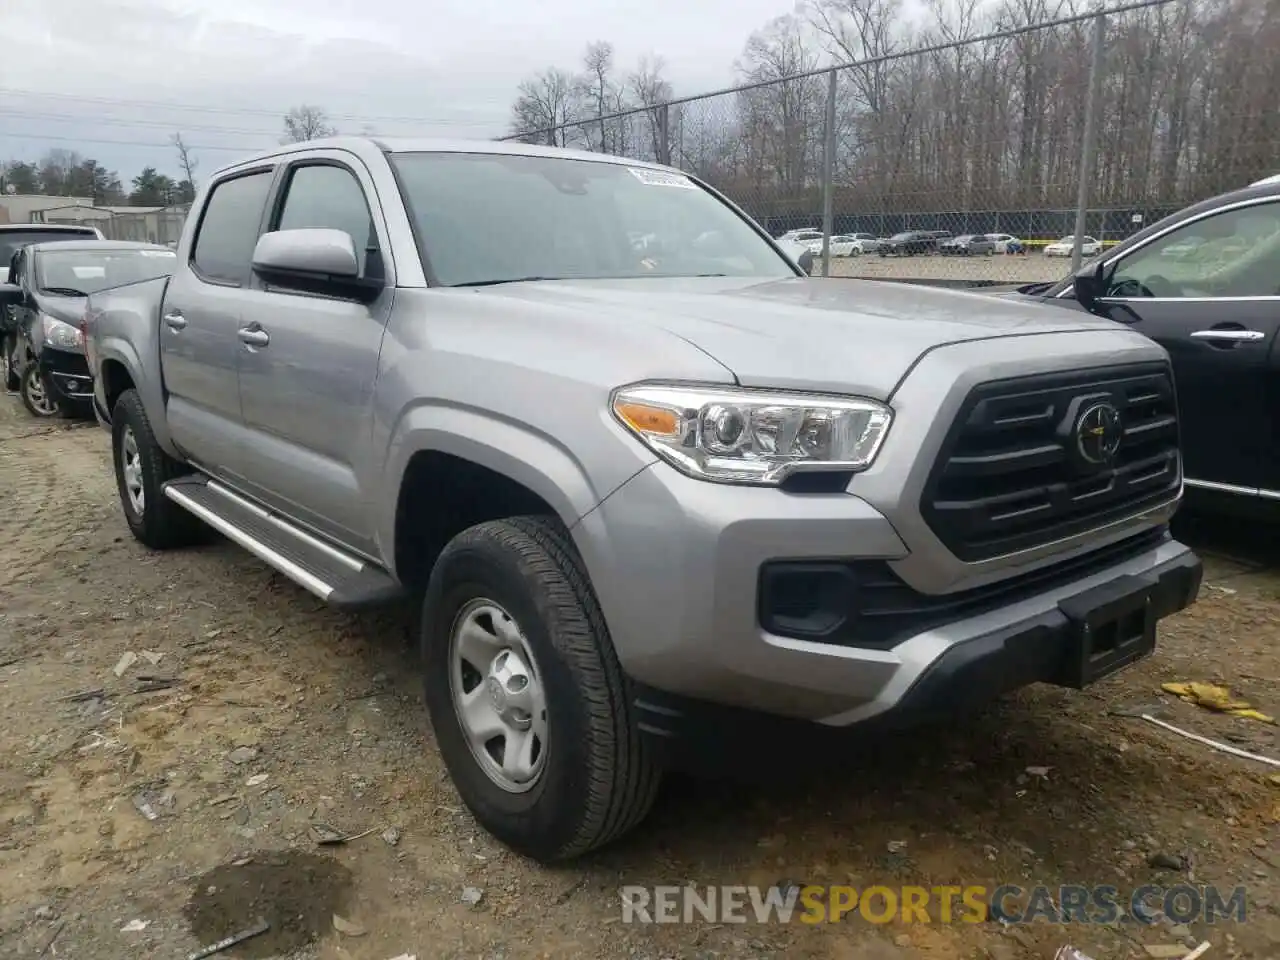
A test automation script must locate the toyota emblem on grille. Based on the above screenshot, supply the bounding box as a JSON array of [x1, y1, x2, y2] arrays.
[[1074, 401, 1123, 466]]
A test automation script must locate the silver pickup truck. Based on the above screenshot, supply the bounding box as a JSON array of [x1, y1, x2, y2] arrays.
[[83, 137, 1202, 862]]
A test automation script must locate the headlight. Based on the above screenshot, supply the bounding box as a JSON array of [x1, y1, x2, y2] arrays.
[[611, 383, 892, 485], [42, 315, 83, 350]]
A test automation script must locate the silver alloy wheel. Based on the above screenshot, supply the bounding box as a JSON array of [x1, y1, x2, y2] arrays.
[[24, 367, 58, 416], [449, 598, 548, 793], [120, 426, 145, 515]]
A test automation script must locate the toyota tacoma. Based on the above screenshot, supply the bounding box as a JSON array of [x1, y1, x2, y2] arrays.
[[81, 137, 1202, 862]]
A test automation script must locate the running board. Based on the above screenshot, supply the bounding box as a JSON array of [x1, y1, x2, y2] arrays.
[[162, 476, 403, 609]]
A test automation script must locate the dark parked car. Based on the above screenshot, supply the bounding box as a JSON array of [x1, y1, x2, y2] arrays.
[[1, 240, 177, 416], [939, 234, 997, 256], [879, 230, 951, 256], [999, 176, 1280, 518]]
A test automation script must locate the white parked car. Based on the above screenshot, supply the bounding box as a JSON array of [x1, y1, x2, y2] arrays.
[[986, 233, 1022, 254], [829, 233, 881, 256], [777, 229, 822, 247], [1044, 235, 1102, 257]]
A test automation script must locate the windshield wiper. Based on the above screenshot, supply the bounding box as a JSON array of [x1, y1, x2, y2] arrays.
[[451, 276, 566, 288], [41, 286, 88, 297]]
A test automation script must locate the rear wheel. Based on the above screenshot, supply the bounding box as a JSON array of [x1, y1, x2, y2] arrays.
[[421, 515, 660, 862], [111, 389, 206, 549], [19, 363, 59, 418]]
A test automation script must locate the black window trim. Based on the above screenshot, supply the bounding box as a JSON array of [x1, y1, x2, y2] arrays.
[[1053, 193, 1280, 302], [254, 156, 390, 303], [187, 164, 278, 289]]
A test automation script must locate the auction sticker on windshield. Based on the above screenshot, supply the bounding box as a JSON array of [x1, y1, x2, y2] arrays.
[[629, 168, 697, 189]]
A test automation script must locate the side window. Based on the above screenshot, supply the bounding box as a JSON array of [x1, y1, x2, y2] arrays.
[[274, 164, 379, 278], [1106, 202, 1280, 299], [191, 171, 274, 285]]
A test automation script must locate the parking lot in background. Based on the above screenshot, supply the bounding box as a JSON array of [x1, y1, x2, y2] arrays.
[[824, 252, 1074, 285], [0, 397, 1277, 960]]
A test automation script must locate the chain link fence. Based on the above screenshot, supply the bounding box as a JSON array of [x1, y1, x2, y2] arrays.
[[503, 0, 1279, 285]]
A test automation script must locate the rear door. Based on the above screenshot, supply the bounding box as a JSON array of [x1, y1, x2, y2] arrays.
[[233, 152, 394, 553], [1092, 196, 1280, 497], [161, 167, 276, 480]]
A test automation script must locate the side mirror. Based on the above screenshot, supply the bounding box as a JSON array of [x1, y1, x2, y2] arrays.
[[1072, 260, 1107, 313], [0, 283, 25, 308], [797, 250, 815, 275], [251, 228, 381, 302]]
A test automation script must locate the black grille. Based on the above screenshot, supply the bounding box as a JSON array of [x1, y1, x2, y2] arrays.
[[921, 362, 1180, 562]]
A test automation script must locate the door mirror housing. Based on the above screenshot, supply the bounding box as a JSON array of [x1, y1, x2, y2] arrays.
[[251, 228, 382, 302], [0, 283, 25, 308], [1071, 260, 1108, 313]]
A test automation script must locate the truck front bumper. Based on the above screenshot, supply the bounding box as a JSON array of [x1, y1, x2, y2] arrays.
[[38, 348, 94, 409], [574, 462, 1201, 730]]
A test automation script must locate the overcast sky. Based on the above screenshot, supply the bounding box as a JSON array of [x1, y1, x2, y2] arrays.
[[1, 0, 802, 186]]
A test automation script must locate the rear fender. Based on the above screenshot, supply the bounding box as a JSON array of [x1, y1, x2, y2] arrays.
[[95, 335, 181, 459]]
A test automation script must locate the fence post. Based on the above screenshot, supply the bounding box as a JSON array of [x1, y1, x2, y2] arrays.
[[821, 67, 838, 278], [658, 104, 671, 165], [1071, 9, 1107, 273]]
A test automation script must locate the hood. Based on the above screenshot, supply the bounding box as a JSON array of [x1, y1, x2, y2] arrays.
[[33, 293, 88, 325], [478, 276, 1128, 399]]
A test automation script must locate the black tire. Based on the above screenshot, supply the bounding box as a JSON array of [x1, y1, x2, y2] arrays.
[[111, 389, 206, 549], [19, 363, 60, 418], [421, 515, 660, 862]]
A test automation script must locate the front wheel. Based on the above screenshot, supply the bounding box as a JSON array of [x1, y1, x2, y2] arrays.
[[421, 516, 660, 862], [19, 363, 60, 418]]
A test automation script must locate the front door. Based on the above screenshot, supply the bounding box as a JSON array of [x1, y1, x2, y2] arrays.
[[1092, 197, 1280, 496], [234, 155, 393, 554]]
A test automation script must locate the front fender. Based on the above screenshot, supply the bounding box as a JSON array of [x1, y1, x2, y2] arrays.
[[96, 336, 181, 459], [376, 400, 654, 576]]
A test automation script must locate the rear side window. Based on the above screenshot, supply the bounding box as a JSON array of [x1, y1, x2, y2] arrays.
[[274, 164, 378, 278], [191, 171, 273, 285]]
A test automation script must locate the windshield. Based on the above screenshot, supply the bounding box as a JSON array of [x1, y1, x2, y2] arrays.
[[1, 230, 98, 267], [36, 248, 177, 296], [390, 152, 796, 286], [887, 232, 913, 241]]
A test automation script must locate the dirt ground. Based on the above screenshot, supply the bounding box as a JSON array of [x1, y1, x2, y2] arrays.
[[0, 394, 1277, 960], [823, 254, 1070, 284]]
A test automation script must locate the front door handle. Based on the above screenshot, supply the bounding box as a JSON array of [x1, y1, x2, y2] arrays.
[[237, 326, 270, 348], [1189, 329, 1265, 343], [163, 312, 187, 330]]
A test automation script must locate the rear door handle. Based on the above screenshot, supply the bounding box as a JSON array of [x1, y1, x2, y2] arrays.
[[1189, 329, 1265, 343], [237, 326, 270, 348], [163, 312, 187, 330]]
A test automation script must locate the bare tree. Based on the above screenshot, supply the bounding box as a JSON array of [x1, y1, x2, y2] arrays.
[[509, 69, 575, 146], [171, 133, 198, 187], [629, 56, 674, 163], [576, 42, 618, 152], [282, 106, 338, 144]]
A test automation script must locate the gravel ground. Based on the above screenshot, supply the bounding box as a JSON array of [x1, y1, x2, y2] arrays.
[[823, 254, 1073, 284], [0, 394, 1277, 960]]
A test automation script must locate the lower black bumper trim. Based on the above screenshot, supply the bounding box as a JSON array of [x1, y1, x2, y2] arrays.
[[630, 545, 1203, 773]]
